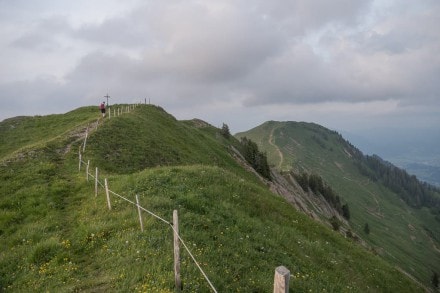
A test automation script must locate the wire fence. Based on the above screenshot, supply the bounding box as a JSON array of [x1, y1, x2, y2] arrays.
[[77, 104, 218, 292]]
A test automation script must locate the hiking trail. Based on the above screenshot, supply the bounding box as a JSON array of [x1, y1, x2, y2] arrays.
[[269, 126, 284, 170]]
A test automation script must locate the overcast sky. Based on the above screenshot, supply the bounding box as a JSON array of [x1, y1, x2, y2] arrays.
[[0, 0, 439, 136]]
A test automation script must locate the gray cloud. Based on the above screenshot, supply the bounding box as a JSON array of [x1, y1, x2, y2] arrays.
[[0, 77, 74, 119], [72, 2, 285, 83], [11, 16, 71, 51], [0, 0, 439, 133], [74, 16, 151, 48]]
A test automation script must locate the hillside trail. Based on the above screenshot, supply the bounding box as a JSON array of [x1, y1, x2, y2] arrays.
[[62, 118, 101, 155], [269, 126, 284, 169]]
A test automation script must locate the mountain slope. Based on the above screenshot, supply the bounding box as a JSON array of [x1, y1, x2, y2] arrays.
[[236, 120, 440, 288], [0, 106, 426, 291]]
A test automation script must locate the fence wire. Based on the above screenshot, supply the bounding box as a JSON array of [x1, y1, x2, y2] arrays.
[[78, 105, 218, 292]]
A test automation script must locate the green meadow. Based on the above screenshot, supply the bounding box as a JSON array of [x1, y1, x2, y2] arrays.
[[0, 105, 426, 291]]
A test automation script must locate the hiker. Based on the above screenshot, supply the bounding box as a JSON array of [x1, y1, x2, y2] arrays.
[[100, 102, 106, 117]]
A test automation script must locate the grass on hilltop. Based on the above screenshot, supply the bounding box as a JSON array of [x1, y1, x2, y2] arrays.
[[0, 105, 424, 292]]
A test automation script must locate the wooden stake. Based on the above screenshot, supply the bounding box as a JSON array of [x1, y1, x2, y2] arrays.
[[136, 195, 144, 232], [109, 107, 111, 119], [173, 210, 182, 292], [95, 167, 99, 196], [79, 152, 82, 171], [273, 266, 290, 293], [86, 160, 90, 181], [82, 128, 88, 152], [105, 178, 111, 210], [82, 137, 87, 153]]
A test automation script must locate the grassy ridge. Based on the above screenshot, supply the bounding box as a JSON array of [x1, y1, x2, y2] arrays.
[[0, 106, 99, 159], [236, 121, 440, 287], [0, 106, 425, 291], [85, 105, 241, 174]]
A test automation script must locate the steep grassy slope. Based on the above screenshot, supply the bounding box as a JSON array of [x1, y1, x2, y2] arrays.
[[0, 106, 425, 291], [236, 120, 440, 288]]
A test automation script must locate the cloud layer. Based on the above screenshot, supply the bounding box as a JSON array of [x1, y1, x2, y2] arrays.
[[0, 0, 439, 132]]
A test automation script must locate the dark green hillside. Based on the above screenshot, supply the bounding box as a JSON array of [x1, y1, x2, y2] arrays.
[[0, 106, 426, 291], [236, 121, 440, 288], [357, 154, 440, 212]]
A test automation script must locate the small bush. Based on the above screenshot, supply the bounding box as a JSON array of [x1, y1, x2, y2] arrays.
[[432, 271, 439, 289], [221, 123, 231, 139], [330, 216, 341, 231], [364, 223, 370, 235], [240, 137, 271, 180]]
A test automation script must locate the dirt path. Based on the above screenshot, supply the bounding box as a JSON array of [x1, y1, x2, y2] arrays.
[[62, 118, 101, 155], [269, 126, 284, 169]]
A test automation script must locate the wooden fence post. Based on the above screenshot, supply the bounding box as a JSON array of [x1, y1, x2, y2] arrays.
[[273, 266, 290, 293], [104, 178, 111, 210], [109, 107, 111, 119], [95, 167, 99, 196], [82, 128, 88, 152], [173, 210, 182, 292], [79, 152, 82, 171], [136, 194, 144, 232], [86, 160, 90, 181]]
